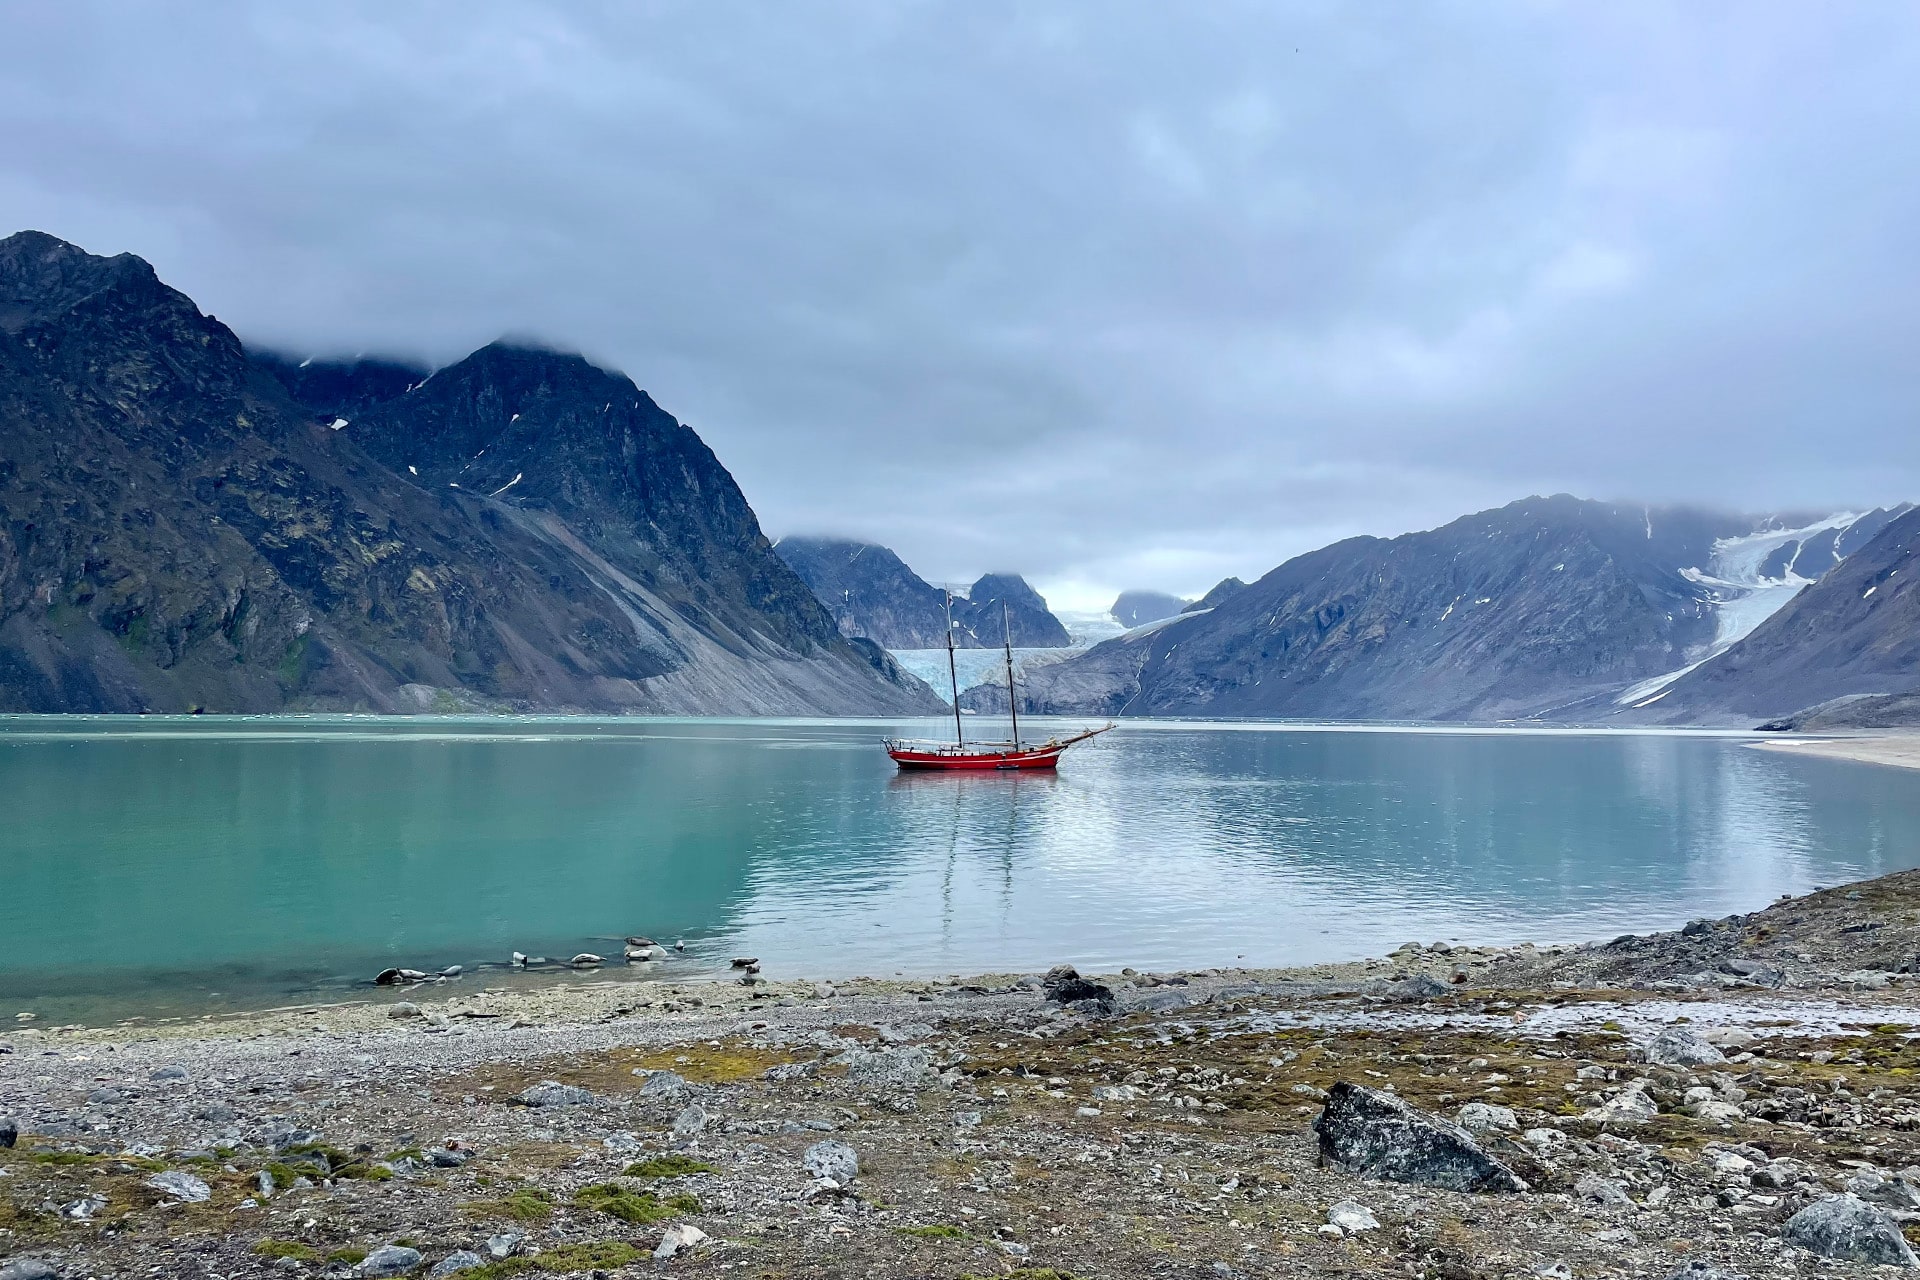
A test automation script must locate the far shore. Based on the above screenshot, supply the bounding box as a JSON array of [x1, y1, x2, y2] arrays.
[[1749, 731, 1920, 772]]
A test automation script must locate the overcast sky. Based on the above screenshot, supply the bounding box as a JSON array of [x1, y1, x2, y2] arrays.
[[6, 3, 1918, 611]]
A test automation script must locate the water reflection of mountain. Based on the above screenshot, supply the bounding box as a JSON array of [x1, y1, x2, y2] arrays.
[[3, 719, 1918, 1014]]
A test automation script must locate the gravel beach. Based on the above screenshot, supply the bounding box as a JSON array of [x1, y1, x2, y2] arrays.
[[12, 874, 1920, 1278]]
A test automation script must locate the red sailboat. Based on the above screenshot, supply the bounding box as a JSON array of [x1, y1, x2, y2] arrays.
[[885, 593, 1113, 771]]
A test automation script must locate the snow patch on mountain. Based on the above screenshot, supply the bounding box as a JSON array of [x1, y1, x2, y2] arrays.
[[1616, 512, 1864, 705]]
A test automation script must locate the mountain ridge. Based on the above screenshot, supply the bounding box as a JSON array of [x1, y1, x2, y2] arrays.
[[775, 535, 1070, 648], [0, 230, 940, 715]]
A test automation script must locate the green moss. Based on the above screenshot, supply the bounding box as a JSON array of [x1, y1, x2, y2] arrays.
[[384, 1147, 424, 1163], [622, 1154, 716, 1178], [572, 1182, 699, 1224], [28, 1151, 95, 1166], [458, 1242, 647, 1280], [897, 1223, 968, 1238], [326, 1247, 368, 1265], [461, 1187, 555, 1224], [252, 1240, 322, 1261], [534, 1242, 647, 1270], [277, 633, 313, 687]]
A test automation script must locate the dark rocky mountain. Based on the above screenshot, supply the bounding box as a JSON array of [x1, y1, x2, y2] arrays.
[[1638, 505, 1920, 726], [0, 230, 940, 715], [991, 496, 1754, 720], [1111, 589, 1189, 628], [775, 536, 1070, 648], [1753, 504, 1912, 581], [1183, 577, 1245, 612]]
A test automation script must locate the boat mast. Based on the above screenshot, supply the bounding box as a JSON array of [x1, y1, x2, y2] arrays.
[[1002, 599, 1020, 745], [945, 590, 964, 747]]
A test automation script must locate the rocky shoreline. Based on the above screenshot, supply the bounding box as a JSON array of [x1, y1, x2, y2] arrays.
[[12, 874, 1920, 1278]]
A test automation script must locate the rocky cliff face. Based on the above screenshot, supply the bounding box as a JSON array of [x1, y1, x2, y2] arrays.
[[1001, 496, 1748, 720], [0, 230, 940, 715], [1642, 505, 1920, 726], [775, 536, 1070, 648], [1111, 590, 1188, 628]]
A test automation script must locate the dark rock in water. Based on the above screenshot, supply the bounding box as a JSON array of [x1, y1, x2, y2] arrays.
[[1313, 1081, 1526, 1192], [0, 1116, 16, 1148], [1041, 964, 1115, 1010], [375, 968, 427, 986], [509, 1081, 594, 1108], [360, 1245, 424, 1278], [1781, 1194, 1918, 1266]]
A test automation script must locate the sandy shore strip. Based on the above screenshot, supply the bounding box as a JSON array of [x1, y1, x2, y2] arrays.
[[1750, 733, 1920, 772]]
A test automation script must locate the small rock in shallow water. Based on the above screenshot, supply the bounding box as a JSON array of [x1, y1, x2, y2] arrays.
[[1315, 1083, 1524, 1192], [1327, 1201, 1379, 1232], [427, 1252, 483, 1278], [510, 1080, 593, 1107], [1781, 1194, 1918, 1266], [374, 968, 427, 985], [1644, 1025, 1726, 1067], [145, 1170, 211, 1202], [803, 1139, 859, 1184], [360, 1245, 423, 1278], [655, 1223, 708, 1259]]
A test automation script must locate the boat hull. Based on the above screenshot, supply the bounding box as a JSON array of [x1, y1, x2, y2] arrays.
[[887, 745, 1065, 770]]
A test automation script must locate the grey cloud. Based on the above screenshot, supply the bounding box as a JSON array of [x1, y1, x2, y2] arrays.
[[4, 2, 1916, 610]]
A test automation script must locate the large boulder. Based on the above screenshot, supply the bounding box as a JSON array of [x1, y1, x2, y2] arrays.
[[1644, 1026, 1725, 1067], [361, 1245, 424, 1278], [1313, 1082, 1526, 1193], [1781, 1195, 1918, 1267]]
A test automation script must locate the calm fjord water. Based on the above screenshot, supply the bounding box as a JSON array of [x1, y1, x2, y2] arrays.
[[3, 716, 1917, 1021]]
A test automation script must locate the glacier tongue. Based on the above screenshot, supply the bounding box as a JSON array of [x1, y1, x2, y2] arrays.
[[1615, 512, 1862, 706]]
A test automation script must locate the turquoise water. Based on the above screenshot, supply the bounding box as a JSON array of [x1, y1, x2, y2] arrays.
[[2, 716, 1917, 1022]]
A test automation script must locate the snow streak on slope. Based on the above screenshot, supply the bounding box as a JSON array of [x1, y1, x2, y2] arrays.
[[1617, 513, 1860, 707]]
